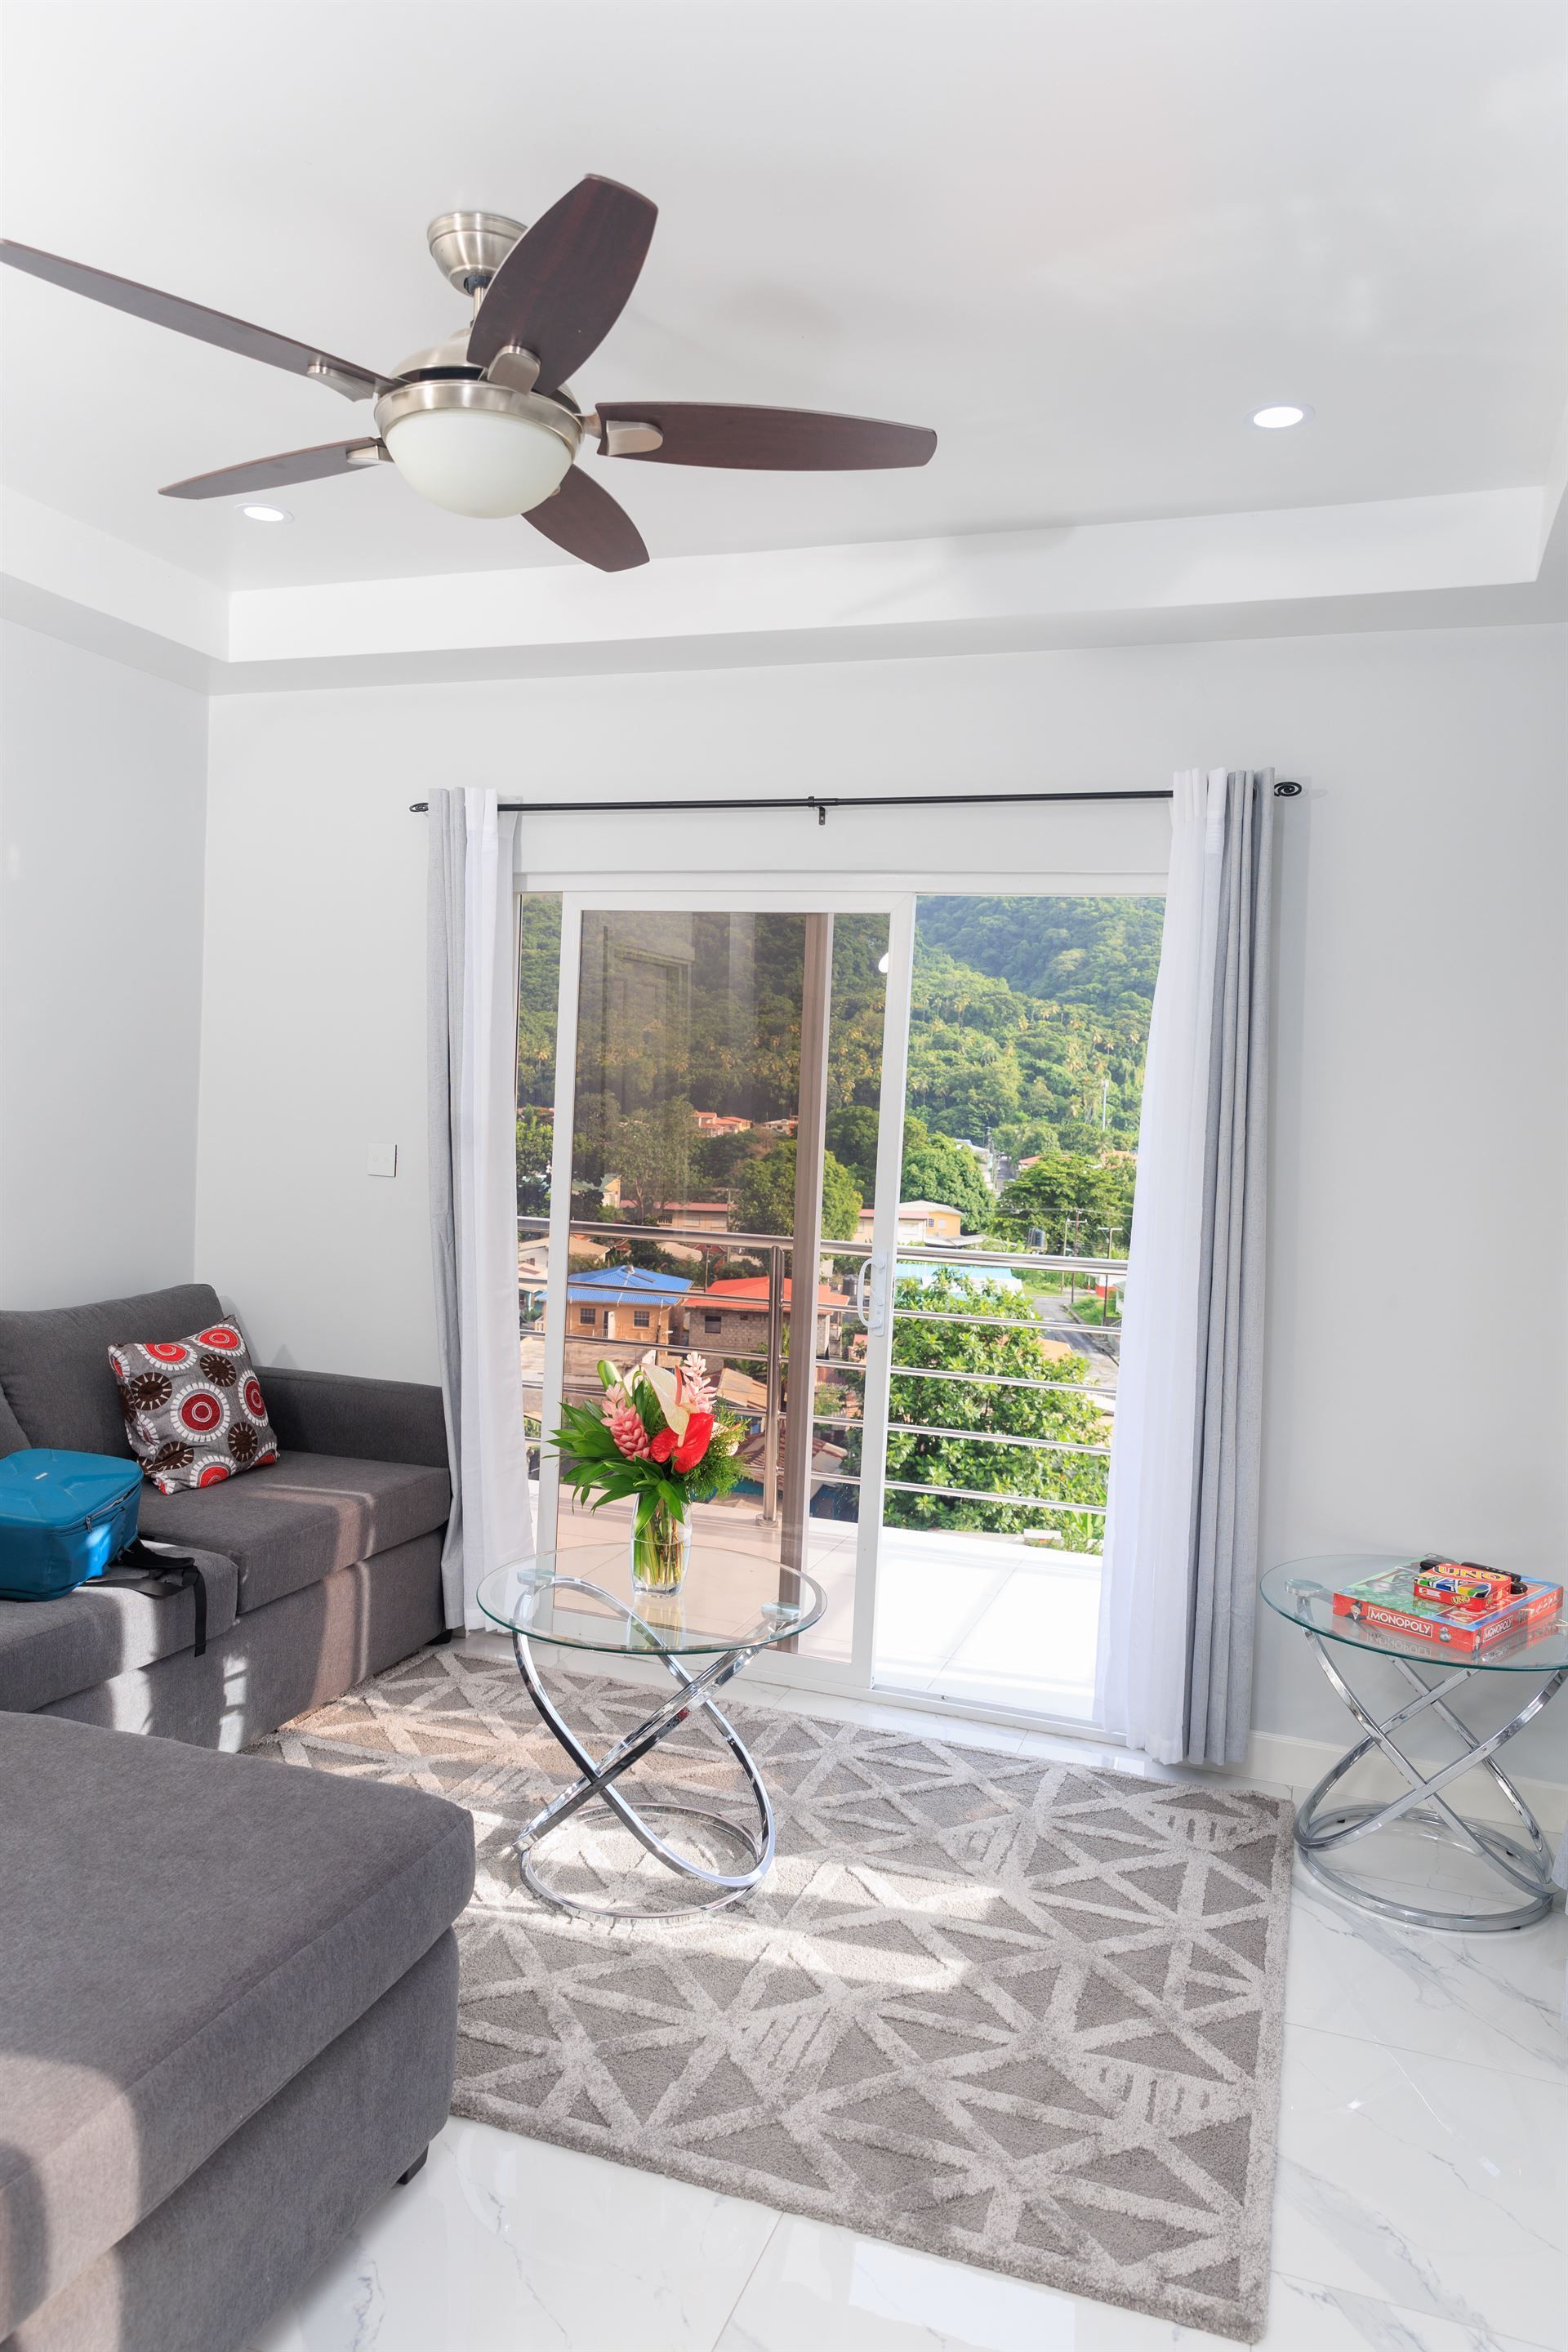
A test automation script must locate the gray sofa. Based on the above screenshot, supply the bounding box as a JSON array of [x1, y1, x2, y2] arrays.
[[0, 1283, 450, 1745], [0, 1709, 474, 2352], [0, 1285, 472, 2350]]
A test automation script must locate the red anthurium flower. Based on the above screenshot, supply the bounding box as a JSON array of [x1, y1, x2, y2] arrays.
[[671, 1411, 715, 1473], [648, 1428, 679, 1463]]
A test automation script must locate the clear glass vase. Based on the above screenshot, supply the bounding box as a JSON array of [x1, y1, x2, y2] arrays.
[[630, 1494, 691, 1594]]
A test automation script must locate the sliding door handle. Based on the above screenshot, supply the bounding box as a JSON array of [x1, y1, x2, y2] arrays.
[[854, 1251, 889, 1336]]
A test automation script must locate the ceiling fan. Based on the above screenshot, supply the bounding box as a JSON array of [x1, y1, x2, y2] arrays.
[[0, 177, 937, 572]]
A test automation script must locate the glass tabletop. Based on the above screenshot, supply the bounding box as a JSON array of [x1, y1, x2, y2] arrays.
[[476, 1544, 826, 1657], [1262, 1557, 1568, 1673]]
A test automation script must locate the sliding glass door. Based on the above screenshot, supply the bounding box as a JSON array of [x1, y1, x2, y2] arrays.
[[524, 884, 1159, 1727], [859, 893, 1150, 1723]]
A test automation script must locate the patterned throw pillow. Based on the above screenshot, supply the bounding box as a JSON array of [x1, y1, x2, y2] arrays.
[[108, 1321, 279, 1493]]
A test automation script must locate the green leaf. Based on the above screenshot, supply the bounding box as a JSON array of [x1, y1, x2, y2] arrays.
[[633, 1378, 668, 1439]]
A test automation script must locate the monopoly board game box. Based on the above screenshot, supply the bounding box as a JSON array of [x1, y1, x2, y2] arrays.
[[1331, 1562, 1563, 1655]]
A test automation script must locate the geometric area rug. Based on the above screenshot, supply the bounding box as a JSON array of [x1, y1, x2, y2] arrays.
[[256, 1642, 1294, 2344]]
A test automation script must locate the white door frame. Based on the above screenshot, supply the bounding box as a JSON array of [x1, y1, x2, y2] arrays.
[[527, 867, 1160, 1716], [536, 894, 584, 1554]]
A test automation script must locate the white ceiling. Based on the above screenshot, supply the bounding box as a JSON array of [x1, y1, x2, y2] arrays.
[[2, 0, 1563, 592]]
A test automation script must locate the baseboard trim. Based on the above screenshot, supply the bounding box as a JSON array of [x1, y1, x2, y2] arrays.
[[1241, 1730, 1568, 1839], [463, 1629, 1568, 1841]]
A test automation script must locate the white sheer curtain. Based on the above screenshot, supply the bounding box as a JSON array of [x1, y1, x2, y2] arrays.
[[1096, 769, 1274, 1765], [427, 786, 533, 1629]]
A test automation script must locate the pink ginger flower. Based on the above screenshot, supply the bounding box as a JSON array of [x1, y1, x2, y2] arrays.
[[608, 1401, 652, 1459], [683, 1354, 717, 1413]]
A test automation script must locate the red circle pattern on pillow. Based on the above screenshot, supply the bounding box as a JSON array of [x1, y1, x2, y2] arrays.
[[108, 1325, 278, 1493], [176, 1385, 226, 1437]]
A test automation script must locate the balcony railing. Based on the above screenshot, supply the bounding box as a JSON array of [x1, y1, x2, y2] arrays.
[[520, 1213, 1127, 1552]]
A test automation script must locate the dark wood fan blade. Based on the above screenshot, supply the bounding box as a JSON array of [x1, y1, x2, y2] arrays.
[[466, 177, 656, 394], [160, 440, 385, 499], [523, 465, 648, 570], [595, 402, 937, 470], [0, 240, 395, 397]]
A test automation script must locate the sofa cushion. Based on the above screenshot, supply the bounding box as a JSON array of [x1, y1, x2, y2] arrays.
[[0, 1547, 238, 1714], [109, 1321, 280, 1491], [0, 1286, 224, 1458], [0, 1710, 475, 2337], [0, 1380, 28, 1459], [135, 1450, 451, 1613]]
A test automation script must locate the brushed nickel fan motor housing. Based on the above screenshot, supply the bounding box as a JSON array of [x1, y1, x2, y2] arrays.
[[388, 327, 583, 427], [373, 375, 583, 457], [426, 211, 526, 292], [391, 326, 488, 378]]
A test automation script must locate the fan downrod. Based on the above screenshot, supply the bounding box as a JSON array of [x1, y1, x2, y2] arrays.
[[426, 211, 526, 293]]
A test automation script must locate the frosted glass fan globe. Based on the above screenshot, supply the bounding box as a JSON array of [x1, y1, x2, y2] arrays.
[[384, 407, 573, 519]]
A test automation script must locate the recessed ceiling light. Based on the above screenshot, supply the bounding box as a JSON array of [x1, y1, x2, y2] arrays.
[[1251, 404, 1312, 430], [237, 502, 292, 523]]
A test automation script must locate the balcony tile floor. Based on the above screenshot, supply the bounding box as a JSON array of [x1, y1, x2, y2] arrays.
[[550, 1494, 1102, 1721], [251, 1682, 1567, 2352]]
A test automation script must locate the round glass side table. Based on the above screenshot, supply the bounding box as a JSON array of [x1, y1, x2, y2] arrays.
[[1261, 1557, 1568, 1931], [476, 1544, 825, 1922]]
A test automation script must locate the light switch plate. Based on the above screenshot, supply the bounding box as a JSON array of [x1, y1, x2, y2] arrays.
[[367, 1143, 399, 1178]]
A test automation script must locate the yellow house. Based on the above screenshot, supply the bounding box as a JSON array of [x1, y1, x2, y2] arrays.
[[854, 1200, 968, 1246]]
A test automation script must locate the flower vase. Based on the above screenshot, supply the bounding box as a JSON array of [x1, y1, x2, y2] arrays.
[[630, 1494, 691, 1594]]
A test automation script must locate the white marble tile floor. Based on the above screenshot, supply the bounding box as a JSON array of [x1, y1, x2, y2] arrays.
[[251, 1692, 1567, 2352]]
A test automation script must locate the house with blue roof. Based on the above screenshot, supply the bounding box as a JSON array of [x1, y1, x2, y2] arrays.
[[564, 1264, 693, 1352]]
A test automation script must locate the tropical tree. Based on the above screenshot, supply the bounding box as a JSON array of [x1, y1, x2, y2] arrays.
[[611, 1101, 694, 1226], [997, 1150, 1135, 1255], [516, 894, 563, 1109], [693, 1125, 767, 1193], [839, 1269, 1110, 1548], [516, 1108, 554, 1216], [898, 1117, 996, 1230], [824, 1108, 996, 1230], [735, 1140, 862, 1239], [823, 1106, 880, 1196]]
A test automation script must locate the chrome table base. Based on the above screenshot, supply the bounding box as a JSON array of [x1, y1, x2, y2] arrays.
[[1294, 1629, 1566, 1932], [508, 1577, 777, 1922]]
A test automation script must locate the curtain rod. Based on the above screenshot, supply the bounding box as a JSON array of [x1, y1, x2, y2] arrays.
[[407, 782, 1301, 826]]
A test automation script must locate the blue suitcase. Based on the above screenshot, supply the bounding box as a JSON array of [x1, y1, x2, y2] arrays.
[[0, 1449, 142, 1598], [0, 1449, 208, 1655]]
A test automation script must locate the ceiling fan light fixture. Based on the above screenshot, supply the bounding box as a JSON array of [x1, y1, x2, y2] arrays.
[[374, 379, 579, 519], [2, 177, 936, 575]]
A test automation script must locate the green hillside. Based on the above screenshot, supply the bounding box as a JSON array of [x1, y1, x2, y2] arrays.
[[908, 895, 1163, 1158], [915, 895, 1165, 1019], [516, 893, 1163, 1218]]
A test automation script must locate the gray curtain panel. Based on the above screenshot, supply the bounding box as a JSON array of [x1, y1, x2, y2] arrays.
[[426, 790, 466, 1628], [1184, 771, 1276, 1765]]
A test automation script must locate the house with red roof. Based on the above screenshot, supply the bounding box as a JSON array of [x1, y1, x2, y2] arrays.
[[685, 1274, 844, 1356]]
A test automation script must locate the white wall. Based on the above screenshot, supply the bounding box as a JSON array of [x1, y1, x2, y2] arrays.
[[0, 620, 207, 1305], [197, 624, 1568, 1782]]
